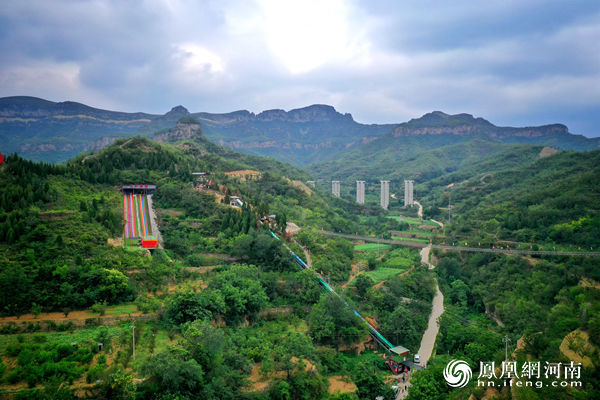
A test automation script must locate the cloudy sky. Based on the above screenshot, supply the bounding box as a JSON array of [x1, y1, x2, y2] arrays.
[[1, 0, 599, 136]]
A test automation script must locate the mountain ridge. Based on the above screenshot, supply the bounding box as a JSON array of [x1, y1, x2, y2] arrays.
[[1, 96, 598, 165]]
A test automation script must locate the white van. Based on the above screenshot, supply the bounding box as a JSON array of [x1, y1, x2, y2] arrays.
[[413, 353, 420, 364]]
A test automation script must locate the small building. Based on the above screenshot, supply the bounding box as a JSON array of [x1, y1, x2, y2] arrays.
[[192, 172, 209, 181], [141, 235, 158, 248], [229, 196, 243, 208], [401, 360, 424, 372]]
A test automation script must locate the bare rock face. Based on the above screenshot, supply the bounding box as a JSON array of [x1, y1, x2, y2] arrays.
[[539, 146, 559, 158], [154, 119, 203, 143], [256, 104, 353, 123], [391, 111, 570, 139]]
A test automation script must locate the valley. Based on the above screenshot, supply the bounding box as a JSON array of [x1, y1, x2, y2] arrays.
[[0, 110, 599, 400]]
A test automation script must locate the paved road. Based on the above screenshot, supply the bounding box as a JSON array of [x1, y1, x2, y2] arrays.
[[320, 231, 600, 258], [397, 246, 444, 399], [417, 246, 444, 367]]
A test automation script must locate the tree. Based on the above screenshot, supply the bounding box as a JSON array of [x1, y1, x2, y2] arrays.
[[209, 265, 268, 323], [286, 269, 321, 305], [165, 291, 211, 325], [352, 360, 394, 400], [308, 293, 367, 345], [140, 349, 204, 398], [91, 301, 107, 316], [276, 212, 287, 234], [354, 274, 374, 298], [448, 279, 469, 308], [269, 380, 291, 400], [97, 370, 135, 400], [381, 304, 423, 350], [405, 356, 451, 400], [31, 302, 42, 318]]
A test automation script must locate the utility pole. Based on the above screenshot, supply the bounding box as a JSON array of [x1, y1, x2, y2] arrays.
[[130, 325, 136, 360], [448, 192, 451, 225], [502, 335, 511, 362]]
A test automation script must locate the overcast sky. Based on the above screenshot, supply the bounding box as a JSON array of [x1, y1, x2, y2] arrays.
[[1, 0, 599, 136]]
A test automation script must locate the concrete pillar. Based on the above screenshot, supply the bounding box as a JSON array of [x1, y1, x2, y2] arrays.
[[356, 181, 365, 204], [332, 181, 341, 197], [380, 180, 390, 210], [404, 180, 414, 206]]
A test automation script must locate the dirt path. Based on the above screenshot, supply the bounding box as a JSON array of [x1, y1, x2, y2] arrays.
[[342, 263, 362, 288], [420, 246, 433, 270], [413, 200, 423, 219], [301, 245, 313, 268], [430, 219, 444, 228]]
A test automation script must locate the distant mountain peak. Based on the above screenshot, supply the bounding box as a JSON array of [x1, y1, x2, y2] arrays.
[[255, 104, 354, 123], [165, 105, 190, 117], [407, 111, 493, 127]]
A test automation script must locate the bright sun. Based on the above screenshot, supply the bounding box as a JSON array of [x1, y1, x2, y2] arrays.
[[258, 0, 361, 74]]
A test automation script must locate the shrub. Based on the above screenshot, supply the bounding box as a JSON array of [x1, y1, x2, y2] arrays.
[[56, 322, 74, 332], [44, 321, 57, 331], [6, 368, 22, 384], [0, 324, 20, 334], [135, 296, 161, 314], [91, 301, 107, 316], [6, 343, 23, 357], [68, 348, 94, 364], [25, 322, 41, 332], [86, 364, 106, 383], [32, 334, 47, 344]]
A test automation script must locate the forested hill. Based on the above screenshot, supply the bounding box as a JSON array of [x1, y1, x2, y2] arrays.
[[308, 112, 600, 182], [0, 121, 411, 399], [0, 122, 373, 315], [422, 149, 600, 248]]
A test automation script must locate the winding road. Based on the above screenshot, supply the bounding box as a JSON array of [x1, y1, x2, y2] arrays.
[[397, 246, 444, 399], [416, 245, 444, 367]]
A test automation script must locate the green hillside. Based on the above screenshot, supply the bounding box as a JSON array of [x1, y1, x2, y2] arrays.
[[1, 116, 599, 399], [0, 128, 434, 399], [423, 149, 600, 248], [309, 137, 521, 183]]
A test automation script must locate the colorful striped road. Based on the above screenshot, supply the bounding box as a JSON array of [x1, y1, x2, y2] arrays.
[[124, 192, 155, 239], [139, 194, 148, 237]]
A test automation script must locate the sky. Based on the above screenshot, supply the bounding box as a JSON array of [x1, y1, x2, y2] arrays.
[[1, 0, 599, 137]]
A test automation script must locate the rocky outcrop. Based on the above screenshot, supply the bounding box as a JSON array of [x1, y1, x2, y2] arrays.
[[392, 111, 573, 140], [153, 120, 204, 143], [257, 104, 354, 123]]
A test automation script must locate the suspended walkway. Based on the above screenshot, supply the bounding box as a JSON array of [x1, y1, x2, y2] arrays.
[[269, 230, 409, 357], [320, 231, 600, 258]]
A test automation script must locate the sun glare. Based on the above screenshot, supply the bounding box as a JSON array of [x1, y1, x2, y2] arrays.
[[258, 0, 359, 74]]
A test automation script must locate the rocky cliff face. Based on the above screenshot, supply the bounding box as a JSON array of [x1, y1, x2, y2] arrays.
[[153, 120, 204, 143], [392, 111, 574, 140], [2, 96, 597, 165], [256, 104, 354, 123]]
